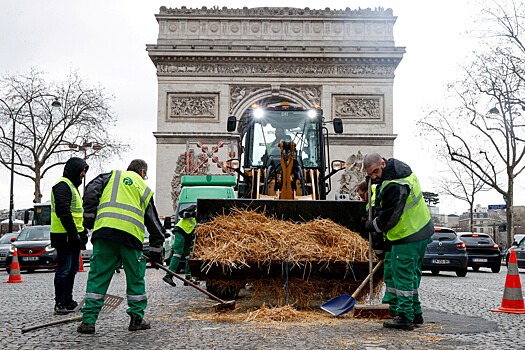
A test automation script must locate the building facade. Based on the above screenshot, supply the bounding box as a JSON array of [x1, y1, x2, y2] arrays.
[[146, 6, 405, 216]]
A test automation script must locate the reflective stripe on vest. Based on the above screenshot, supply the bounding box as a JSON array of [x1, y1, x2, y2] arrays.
[[175, 217, 196, 234], [50, 177, 84, 233], [93, 170, 153, 243], [378, 173, 431, 242]]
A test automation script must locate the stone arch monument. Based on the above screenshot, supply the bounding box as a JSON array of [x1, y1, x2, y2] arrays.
[[146, 6, 405, 216]]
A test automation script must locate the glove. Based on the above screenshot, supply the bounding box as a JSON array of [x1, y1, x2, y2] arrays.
[[365, 220, 376, 233], [79, 229, 89, 250], [148, 250, 163, 269], [371, 231, 386, 258], [68, 231, 82, 250]]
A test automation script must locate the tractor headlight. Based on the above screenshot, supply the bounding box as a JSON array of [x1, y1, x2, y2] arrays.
[[253, 108, 264, 119], [307, 109, 317, 119]]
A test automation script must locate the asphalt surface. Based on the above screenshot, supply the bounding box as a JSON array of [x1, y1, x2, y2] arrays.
[[0, 263, 523, 349]]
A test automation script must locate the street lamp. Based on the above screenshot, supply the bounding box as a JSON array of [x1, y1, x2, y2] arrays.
[[68, 141, 103, 194], [1, 96, 61, 233]]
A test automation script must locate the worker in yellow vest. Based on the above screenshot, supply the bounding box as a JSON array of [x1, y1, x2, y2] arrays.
[[162, 204, 197, 287], [51, 157, 89, 315], [364, 153, 433, 331], [77, 159, 165, 334]]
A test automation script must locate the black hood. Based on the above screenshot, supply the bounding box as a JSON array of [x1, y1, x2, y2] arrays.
[[382, 158, 412, 181], [63, 157, 89, 187]]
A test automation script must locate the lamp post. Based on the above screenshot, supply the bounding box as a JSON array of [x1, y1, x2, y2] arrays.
[[68, 141, 102, 194], [0, 96, 61, 233]]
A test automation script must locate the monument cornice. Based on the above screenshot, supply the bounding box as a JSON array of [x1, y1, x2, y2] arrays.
[[158, 6, 394, 18]]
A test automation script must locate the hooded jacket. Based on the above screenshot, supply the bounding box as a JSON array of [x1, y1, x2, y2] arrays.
[[372, 158, 433, 245], [50, 157, 89, 249]]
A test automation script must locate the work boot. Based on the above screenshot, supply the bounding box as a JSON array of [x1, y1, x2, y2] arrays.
[[128, 314, 151, 331], [383, 316, 414, 331], [413, 314, 424, 327], [54, 303, 69, 315], [77, 322, 95, 334], [162, 275, 176, 287], [65, 300, 79, 312]]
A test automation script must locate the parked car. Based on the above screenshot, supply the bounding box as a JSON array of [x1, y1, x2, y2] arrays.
[[5, 225, 56, 273], [422, 227, 468, 277], [505, 235, 525, 268], [142, 228, 173, 266], [0, 233, 20, 269], [457, 232, 501, 273]]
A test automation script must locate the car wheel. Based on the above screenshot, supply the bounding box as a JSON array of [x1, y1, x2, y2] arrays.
[[472, 266, 480, 272], [491, 264, 501, 273], [456, 268, 468, 277], [430, 269, 439, 276]]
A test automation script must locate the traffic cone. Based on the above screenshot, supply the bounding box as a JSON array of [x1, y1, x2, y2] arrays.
[[491, 250, 525, 314], [7, 248, 23, 283], [78, 254, 85, 272]]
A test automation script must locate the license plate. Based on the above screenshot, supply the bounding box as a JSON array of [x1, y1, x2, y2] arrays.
[[432, 259, 450, 264], [22, 256, 39, 261], [472, 258, 487, 263]]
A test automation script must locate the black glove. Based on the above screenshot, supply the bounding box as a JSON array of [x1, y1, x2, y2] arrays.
[[371, 231, 386, 257], [365, 220, 376, 233], [148, 250, 163, 269], [79, 229, 89, 250], [67, 231, 82, 250]]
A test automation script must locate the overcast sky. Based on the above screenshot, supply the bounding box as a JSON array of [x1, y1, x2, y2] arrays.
[[1, 0, 510, 215]]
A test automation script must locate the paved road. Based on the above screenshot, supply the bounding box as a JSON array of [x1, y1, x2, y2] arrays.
[[0, 264, 523, 349]]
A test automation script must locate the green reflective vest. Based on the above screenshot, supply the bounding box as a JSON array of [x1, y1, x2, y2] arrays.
[[366, 184, 377, 211], [51, 177, 84, 233], [175, 217, 197, 234], [93, 170, 153, 243], [378, 173, 431, 242]]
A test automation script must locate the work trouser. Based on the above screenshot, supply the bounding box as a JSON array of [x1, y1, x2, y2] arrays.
[[381, 251, 397, 316], [167, 231, 193, 279], [81, 238, 147, 324], [54, 247, 80, 304], [389, 238, 427, 321]]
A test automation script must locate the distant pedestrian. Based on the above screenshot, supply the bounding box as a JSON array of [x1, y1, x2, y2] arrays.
[[50, 157, 89, 315], [77, 159, 165, 334], [364, 153, 433, 331]]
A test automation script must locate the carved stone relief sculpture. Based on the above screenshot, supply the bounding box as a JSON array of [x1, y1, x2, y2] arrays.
[[338, 151, 366, 200], [333, 95, 383, 120], [168, 93, 218, 120], [229, 86, 262, 113]]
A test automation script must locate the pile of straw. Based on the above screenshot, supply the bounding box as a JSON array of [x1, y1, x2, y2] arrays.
[[193, 208, 374, 273]]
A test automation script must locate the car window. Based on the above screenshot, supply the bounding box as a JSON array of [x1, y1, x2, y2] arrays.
[[460, 234, 493, 245], [0, 234, 17, 244], [17, 226, 50, 241], [432, 232, 456, 240]]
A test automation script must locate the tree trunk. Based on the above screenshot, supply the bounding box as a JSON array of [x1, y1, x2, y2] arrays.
[[33, 171, 42, 204], [506, 182, 513, 248]]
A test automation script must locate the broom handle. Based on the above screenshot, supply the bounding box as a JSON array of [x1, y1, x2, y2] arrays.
[[21, 315, 82, 333], [352, 260, 383, 299], [367, 176, 374, 300]]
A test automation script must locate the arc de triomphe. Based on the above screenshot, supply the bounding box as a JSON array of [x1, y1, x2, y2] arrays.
[[146, 6, 405, 217]]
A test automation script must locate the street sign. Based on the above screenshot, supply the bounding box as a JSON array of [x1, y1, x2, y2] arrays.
[[488, 204, 506, 210]]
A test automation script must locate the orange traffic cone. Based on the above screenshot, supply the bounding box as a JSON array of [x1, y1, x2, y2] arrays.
[[491, 250, 525, 314], [7, 248, 23, 283], [78, 254, 85, 272]]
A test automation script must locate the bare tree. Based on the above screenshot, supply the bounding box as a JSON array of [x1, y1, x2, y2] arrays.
[[435, 158, 490, 232], [418, 1, 525, 247], [0, 68, 128, 203]]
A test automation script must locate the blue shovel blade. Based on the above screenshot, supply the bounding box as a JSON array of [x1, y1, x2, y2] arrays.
[[320, 294, 357, 316]]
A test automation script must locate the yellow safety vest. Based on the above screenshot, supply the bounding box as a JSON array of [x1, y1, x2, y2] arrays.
[[51, 177, 84, 233], [175, 217, 197, 234], [93, 170, 153, 243], [378, 173, 431, 242]]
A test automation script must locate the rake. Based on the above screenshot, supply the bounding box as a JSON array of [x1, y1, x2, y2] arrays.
[[21, 294, 123, 333]]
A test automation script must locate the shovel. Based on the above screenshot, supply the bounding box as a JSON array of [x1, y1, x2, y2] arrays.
[[147, 258, 236, 311], [321, 260, 383, 316], [21, 294, 123, 333]]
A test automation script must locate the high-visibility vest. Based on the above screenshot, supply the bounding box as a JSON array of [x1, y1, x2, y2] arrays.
[[175, 217, 196, 234], [51, 177, 84, 233], [93, 170, 153, 243], [366, 184, 377, 211], [378, 173, 431, 242]]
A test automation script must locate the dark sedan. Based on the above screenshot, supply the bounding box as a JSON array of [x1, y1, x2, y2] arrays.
[[457, 232, 501, 273], [505, 236, 525, 268], [422, 227, 468, 277], [5, 225, 56, 273]]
